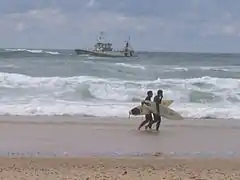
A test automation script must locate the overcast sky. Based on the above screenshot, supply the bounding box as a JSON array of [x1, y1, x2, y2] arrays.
[[0, 0, 240, 52]]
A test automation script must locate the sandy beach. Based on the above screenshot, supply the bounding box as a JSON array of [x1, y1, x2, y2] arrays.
[[0, 115, 240, 179], [1, 157, 240, 179]]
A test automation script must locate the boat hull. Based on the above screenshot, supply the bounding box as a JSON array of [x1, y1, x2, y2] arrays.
[[74, 49, 136, 58], [74, 49, 93, 55]]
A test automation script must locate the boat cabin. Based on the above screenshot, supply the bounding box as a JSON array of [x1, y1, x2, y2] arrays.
[[94, 42, 113, 52]]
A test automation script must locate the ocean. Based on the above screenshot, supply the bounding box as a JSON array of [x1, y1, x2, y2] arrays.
[[0, 48, 240, 119]]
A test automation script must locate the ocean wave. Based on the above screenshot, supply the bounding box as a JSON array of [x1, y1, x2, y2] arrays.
[[0, 101, 132, 117], [0, 100, 239, 119], [4, 48, 60, 55], [174, 103, 240, 119], [171, 67, 188, 71], [0, 72, 240, 118], [159, 66, 240, 73], [115, 63, 145, 70], [0, 73, 239, 101], [0, 64, 19, 69], [199, 66, 230, 72]]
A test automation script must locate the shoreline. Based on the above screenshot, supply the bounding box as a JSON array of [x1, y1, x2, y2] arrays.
[[0, 114, 240, 123], [0, 115, 240, 158], [0, 114, 240, 121]]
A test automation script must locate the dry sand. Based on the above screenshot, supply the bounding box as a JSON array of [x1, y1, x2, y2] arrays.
[[0, 157, 240, 179], [0, 115, 240, 179]]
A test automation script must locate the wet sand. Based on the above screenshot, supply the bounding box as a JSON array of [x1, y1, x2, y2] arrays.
[[0, 116, 240, 157], [0, 116, 240, 179]]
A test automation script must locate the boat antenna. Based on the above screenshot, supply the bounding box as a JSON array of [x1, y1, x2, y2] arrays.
[[97, 31, 104, 42]]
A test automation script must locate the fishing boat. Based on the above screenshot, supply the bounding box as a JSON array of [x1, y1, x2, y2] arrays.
[[74, 32, 136, 57]]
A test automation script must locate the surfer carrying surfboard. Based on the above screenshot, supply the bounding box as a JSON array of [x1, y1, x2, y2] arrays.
[[146, 89, 163, 131], [138, 91, 153, 130]]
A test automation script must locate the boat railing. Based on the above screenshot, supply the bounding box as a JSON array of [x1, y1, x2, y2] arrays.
[[80, 48, 94, 51], [111, 48, 135, 52], [112, 49, 124, 52], [77, 47, 134, 53]]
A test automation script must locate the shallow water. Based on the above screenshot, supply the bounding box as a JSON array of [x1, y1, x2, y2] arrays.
[[0, 116, 240, 158]]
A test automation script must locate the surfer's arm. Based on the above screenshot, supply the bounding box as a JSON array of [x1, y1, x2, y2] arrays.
[[155, 97, 162, 114], [156, 101, 160, 114], [141, 99, 149, 106], [157, 97, 163, 114]]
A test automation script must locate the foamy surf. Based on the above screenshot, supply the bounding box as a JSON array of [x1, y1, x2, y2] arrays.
[[0, 71, 239, 119], [115, 63, 146, 70], [4, 48, 60, 55]]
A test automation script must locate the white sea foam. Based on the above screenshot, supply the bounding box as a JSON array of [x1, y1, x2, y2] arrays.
[[197, 66, 240, 72], [115, 63, 146, 70], [0, 72, 239, 119], [159, 66, 240, 73], [4, 48, 60, 55]]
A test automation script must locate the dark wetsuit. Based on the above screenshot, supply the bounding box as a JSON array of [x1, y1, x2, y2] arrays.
[[138, 96, 153, 130], [148, 95, 162, 130]]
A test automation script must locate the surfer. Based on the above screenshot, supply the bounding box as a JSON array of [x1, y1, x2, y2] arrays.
[[146, 89, 163, 131], [138, 91, 153, 130]]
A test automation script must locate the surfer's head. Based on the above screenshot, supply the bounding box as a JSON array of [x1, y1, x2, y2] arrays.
[[157, 89, 163, 96], [147, 90, 153, 97]]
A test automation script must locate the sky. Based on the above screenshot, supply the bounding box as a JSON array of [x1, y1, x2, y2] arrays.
[[0, 0, 240, 53]]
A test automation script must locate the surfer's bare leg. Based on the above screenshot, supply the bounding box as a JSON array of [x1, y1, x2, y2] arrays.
[[146, 114, 157, 129], [146, 118, 154, 129], [145, 118, 153, 129], [138, 114, 152, 130], [156, 116, 161, 131], [138, 119, 148, 130]]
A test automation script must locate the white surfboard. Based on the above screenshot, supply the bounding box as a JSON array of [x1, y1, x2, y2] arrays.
[[142, 100, 183, 120], [129, 100, 174, 116]]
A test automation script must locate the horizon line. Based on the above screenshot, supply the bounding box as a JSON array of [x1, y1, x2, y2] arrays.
[[1, 47, 240, 55]]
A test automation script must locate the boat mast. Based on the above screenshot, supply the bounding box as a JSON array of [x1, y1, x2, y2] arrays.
[[97, 31, 104, 42]]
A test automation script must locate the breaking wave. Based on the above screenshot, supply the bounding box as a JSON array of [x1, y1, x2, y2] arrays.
[[0, 72, 239, 119], [3, 48, 60, 56]]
